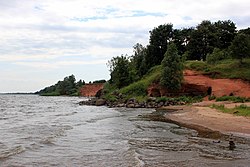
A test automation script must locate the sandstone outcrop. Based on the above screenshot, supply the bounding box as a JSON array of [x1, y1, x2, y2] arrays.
[[184, 70, 250, 97], [148, 70, 250, 98], [80, 83, 104, 97]]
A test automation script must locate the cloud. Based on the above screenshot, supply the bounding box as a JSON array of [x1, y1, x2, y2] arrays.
[[0, 0, 250, 92], [13, 60, 107, 69]]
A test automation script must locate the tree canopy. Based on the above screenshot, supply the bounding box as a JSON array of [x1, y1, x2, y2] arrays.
[[106, 19, 249, 91], [37, 75, 85, 96], [107, 55, 130, 88], [229, 33, 250, 63]]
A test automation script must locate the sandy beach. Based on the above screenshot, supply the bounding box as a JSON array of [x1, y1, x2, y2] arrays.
[[162, 101, 250, 139]]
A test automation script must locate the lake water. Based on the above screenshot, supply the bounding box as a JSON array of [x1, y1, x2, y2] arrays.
[[0, 95, 250, 167]]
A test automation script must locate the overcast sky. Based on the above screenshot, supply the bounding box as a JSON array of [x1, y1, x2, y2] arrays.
[[0, 0, 249, 93]]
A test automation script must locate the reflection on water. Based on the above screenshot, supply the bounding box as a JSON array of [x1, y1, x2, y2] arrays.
[[0, 95, 250, 167]]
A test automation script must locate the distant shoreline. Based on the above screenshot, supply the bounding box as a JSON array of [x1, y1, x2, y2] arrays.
[[0, 93, 36, 95]]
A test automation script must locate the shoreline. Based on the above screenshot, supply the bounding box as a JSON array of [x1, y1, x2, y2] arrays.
[[157, 102, 250, 142]]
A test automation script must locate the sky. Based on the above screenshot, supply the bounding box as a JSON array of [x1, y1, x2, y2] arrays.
[[0, 0, 250, 93]]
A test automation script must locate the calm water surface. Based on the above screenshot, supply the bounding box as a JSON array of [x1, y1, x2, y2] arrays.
[[0, 95, 250, 167]]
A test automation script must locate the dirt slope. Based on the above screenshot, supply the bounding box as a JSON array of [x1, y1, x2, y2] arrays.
[[184, 70, 250, 97]]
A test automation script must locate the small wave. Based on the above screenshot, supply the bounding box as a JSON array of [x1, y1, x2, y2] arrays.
[[0, 145, 25, 159], [40, 137, 56, 145], [123, 148, 145, 167], [54, 111, 77, 117], [86, 114, 123, 124]]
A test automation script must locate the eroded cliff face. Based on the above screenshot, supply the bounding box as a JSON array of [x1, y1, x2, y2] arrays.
[[148, 70, 250, 97], [184, 70, 250, 97], [80, 70, 250, 98], [80, 83, 104, 97]]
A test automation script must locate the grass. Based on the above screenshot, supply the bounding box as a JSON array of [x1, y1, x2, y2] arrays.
[[211, 104, 250, 117], [185, 58, 250, 81], [216, 96, 250, 103], [120, 65, 162, 97], [155, 96, 203, 104]]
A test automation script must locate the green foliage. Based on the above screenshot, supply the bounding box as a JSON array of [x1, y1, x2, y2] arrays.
[[155, 97, 168, 103], [120, 65, 162, 97], [105, 20, 249, 102], [185, 60, 208, 71], [107, 55, 130, 88], [214, 20, 237, 49], [216, 96, 250, 103], [185, 58, 250, 81], [40, 91, 60, 96], [120, 82, 147, 97], [206, 48, 229, 64], [187, 20, 236, 60], [160, 43, 183, 90], [208, 95, 216, 100], [155, 96, 203, 104], [145, 24, 173, 69], [173, 28, 194, 56], [103, 94, 117, 102], [239, 27, 250, 35], [130, 43, 148, 78], [37, 75, 84, 96], [229, 33, 250, 63], [102, 82, 116, 94], [211, 104, 250, 117], [93, 79, 106, 84]]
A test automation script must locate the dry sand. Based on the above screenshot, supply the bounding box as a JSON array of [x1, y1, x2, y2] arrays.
[[163, 101, 250, 138]]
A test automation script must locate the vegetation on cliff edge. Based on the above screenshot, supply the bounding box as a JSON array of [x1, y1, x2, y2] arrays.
[[103, 20, 250, 103]]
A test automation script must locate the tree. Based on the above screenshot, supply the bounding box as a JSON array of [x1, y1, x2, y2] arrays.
[[239, 27, 250, 36], [145, 24, 173, 69], [107, 55, 130, 88], [214, 20, 236, 49], [187, 20, 218, 60], [229, 33, 250, 63], [76, 79, 85, 88], [172, 28, 194, 56], [130, 43, 147, 78], [161, 43, 183, 91]]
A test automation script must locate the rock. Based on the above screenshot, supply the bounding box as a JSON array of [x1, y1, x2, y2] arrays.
[[95, 99, 106, 106], [116, 103, 125, 107], [127, 98, 136, 103], [147, 97, 156, 102], [126, 103, 135, 108], [135, 104, 142, 108], [158, 102, 164, 107]]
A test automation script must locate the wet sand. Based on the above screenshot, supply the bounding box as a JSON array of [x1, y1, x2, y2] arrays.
[[161, 102, 250, 139]]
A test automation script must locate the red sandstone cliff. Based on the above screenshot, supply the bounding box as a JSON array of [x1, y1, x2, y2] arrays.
[[148, 70, 250, 98], [80, 83, 104, 97], [184, 70, 250, 97], [80, 70, 250, 98]]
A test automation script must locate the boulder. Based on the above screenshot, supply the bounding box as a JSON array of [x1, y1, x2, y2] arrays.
[[95, 99, 106, 106]]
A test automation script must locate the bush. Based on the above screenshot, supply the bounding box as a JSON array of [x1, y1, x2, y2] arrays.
[[216, 96, 250, 103], [120, 82, 147, 97], [155, 96, 203, 104], [103, 94, 117, 102], [156, 97, 168, 103], [185, 61, 208, 71], [206, 48, 229, 64]]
